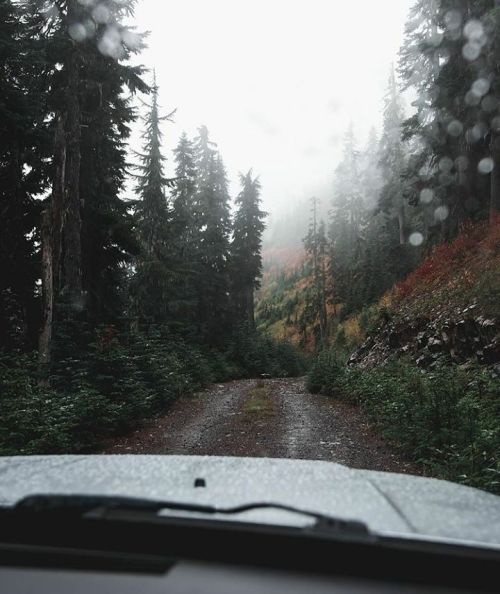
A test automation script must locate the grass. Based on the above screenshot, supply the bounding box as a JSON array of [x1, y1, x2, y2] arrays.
[[243, 383, 275, 417]]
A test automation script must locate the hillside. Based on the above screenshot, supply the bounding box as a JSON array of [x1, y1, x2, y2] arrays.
[[348, 215, 500, 370], [305, 217, 500, 493]]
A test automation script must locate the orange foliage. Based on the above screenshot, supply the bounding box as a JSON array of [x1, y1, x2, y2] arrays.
[[394, 216, 500, 303]]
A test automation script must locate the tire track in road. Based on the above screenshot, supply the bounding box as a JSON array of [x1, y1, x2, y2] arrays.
[[103, 377, 418, 475]]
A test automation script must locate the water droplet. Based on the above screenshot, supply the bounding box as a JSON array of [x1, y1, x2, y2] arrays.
[[68, 22, 86, 42], [491, 116, 500, 132], [98, 25, 124, 60], [478, 157, 494, 174], [472, 78, 490, 97], [462, 42, 481, 62], [447, 120, 463, 137], [409, 232, 424, 247], [435, 206, 449, 222], [420, 188, 435, 204], [92, 4, 110, 24], [455, 156, 469, 171], [122, 29, 141, 50], [481, 95, 498, 112], [467, 123, 488, 143], [464, 20, 484, 42], [445, 9, 463, 31], [439, 157, 454, 173], [83, 19, 97, 37], [465, 89, 481, 106]]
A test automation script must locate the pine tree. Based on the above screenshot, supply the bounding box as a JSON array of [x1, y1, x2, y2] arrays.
[[193, 126, 232, 343], [379, 69, 407, 245], [328, 124, 365, 312], [0, 0, 50, 350], [29, 0, 149, 364], [230, 170, 266, 327], [399, 0, 495, 240], [303, 198, 328, 348], [132, 76, 176, 326], [170, 132, 200, 334]]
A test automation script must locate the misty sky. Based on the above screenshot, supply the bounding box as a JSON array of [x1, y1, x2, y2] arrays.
[[130, 0, 415, 215]]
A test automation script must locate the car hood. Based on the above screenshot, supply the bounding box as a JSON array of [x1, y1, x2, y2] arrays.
[[1, 455, 499, 548]]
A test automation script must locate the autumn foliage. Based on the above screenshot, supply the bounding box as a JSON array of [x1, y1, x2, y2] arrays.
[[393, 215, 500, 303]]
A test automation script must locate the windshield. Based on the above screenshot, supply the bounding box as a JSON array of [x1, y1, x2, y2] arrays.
[[0, 0, 499, 544]]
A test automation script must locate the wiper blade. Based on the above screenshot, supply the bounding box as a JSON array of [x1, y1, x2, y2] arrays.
[[13, 494, 369, 536]]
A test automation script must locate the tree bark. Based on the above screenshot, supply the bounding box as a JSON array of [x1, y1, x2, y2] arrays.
[[490, 131, 500, 222], [397, 202, 406, 245], [38, 116, 67, 367], [38, 207, 53, 368], [52, 115, 66, 293], [62, 39, 83, 309]]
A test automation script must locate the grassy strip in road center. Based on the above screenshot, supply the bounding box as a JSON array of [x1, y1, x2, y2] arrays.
[[243, 382, 276, 417]]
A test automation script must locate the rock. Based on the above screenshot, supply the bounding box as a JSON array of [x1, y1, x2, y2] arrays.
[[416, 354, 431, 367], [427, 337, 443, 353], [480, 341, 500, 365], [482, 319, 496, 328]]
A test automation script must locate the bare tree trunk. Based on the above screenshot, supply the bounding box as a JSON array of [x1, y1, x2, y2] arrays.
[[38, 116, 67, 368], [397, 203, 406, 245], [490, 131, 500, 222], [38, 207, 53, 368], [62, 40, 83, 308], [52, 115, 66, 293]]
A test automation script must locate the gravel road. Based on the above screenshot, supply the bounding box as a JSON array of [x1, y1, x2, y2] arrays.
[[103, 377, 418, 474]]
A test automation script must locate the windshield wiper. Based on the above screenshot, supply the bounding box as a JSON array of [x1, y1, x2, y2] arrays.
[[12, 494, 370, 537]]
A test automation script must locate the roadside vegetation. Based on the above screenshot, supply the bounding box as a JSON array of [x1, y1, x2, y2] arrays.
[[0, 329, 303, 455], [306, 217, 500, 494], [0, 1, 305, 455], [308, 353, 500, 494]]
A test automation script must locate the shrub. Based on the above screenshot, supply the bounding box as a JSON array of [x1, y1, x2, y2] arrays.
[[306, 348, 346, 394], [307, 353, 500, 494], [226, 326, 305, 378]]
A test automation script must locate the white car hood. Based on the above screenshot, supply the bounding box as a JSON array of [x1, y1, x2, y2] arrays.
[[0, 455, 499, 548]]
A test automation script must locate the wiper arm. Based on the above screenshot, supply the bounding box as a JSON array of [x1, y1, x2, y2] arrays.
[[13, 494, 369, 536]]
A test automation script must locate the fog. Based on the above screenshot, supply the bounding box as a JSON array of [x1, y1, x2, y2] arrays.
[[131, 0, 414, 217]]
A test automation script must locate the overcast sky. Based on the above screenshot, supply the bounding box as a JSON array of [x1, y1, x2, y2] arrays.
[[130, 0, 415, 216]]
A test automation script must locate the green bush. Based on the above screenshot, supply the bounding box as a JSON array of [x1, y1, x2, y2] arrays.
[[307, 352, 500, 493], [306, 348, 346, 394], [0, 326, 304, 455], [226, 326, 305, 378]]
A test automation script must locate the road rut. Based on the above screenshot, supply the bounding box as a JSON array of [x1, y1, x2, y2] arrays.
[[103, 377, 417, 474]]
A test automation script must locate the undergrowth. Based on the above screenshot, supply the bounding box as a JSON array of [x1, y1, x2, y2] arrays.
[[307, 351, 500, 494], [0, 328, 304, 455]]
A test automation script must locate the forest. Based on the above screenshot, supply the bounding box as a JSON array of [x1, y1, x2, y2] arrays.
[[0, 0, 499, 492], [257, 0, 500, 491], [0, 0, 302, 454]]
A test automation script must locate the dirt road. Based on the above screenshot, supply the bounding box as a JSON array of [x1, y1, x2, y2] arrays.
[[103, 377, 417, 474]]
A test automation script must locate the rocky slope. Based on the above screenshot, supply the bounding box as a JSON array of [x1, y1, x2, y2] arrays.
[[348, 218, 500, 372]]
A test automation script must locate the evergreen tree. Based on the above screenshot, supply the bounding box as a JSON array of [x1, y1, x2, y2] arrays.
[[0, 0, 49, 350], [193, 126, 232, 344], [230, 170, 266, 327], [170, 132, 199, 334], [379, 69, 408, 245], [28, 0, 149, 364], [302, 198, 328, 348], [328, 124, 365, 313], [132, 77, 176, 326]]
